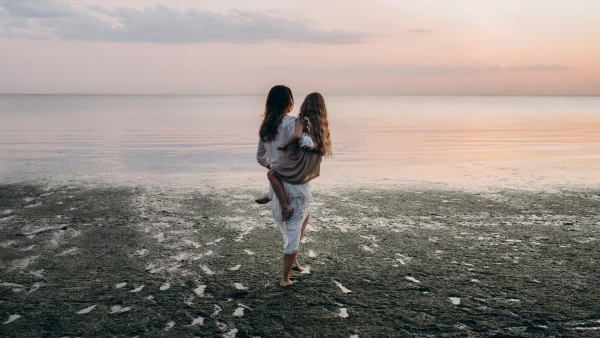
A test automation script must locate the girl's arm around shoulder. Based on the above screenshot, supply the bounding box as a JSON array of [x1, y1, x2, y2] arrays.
[[277, 118, 304, 150]]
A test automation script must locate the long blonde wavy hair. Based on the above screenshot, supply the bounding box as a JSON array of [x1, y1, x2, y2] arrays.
[[299, 92, 332, 158]]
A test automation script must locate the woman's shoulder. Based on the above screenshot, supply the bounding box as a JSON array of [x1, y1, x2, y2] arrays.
[[281, 115, 297, 129], [283, 115, 297, 123]]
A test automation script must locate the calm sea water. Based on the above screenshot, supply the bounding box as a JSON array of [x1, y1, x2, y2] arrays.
[[1, 95, 599, 190]]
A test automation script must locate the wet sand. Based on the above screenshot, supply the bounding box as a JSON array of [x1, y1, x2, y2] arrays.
[[1, 183, 599, 337]]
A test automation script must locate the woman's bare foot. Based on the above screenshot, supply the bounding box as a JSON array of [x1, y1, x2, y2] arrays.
[[292, 262, 305, 272], [255, 195, 270, 204], [282, 205, 294, 221], [280, 278, 294, 287]]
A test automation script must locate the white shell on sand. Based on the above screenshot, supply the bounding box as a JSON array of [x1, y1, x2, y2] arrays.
[[334, 280, 352, 293], [190, 316, 204, 326], [77, 305, 97, 314], [3, 314, 21, 324], [232, 307, 244, 317], [194, 285, 207, 297], [234, 283, 248, 290]]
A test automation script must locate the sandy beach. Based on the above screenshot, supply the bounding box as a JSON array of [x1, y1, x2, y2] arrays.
[[1, 183, 599, 337]]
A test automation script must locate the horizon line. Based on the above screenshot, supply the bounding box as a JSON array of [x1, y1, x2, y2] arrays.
[[1, 93, 599, 97]]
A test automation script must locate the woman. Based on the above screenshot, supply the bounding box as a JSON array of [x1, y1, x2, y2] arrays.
[[256, 85, 315, 287]]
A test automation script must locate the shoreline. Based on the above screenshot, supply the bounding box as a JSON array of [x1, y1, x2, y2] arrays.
[[1, 183, 599, 336]]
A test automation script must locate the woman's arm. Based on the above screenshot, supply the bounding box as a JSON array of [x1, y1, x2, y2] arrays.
[[256, 140, 270, 169], [277, 119, 303, 150]]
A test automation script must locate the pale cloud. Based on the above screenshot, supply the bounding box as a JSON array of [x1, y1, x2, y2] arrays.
[[409, 28, 433, 34], [258, 64, 572, 78], [0, 0, 370, 44], [504, 64, 571, 72]]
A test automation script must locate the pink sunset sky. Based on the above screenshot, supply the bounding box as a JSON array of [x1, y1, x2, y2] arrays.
[[0, 0, 599, 95]]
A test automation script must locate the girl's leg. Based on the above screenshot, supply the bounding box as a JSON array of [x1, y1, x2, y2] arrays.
[[281, 252, 297, 287], [267, 169, 294, 221]]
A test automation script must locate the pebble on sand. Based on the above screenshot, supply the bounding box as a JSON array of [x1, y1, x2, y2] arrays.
[[339, 308, 349, 318], [449, 297, 461, 305]]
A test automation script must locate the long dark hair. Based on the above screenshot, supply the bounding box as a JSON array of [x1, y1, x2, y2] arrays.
[[259, 85, 294, 142], [299, 92, 332, 157]]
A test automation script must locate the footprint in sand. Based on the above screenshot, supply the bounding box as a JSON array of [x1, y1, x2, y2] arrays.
[[338, 308, 349, 318], [116, 282, 127, 289], [3, 314, 21, 324], [229, 265, 241, 271], [77, 305, 97, 315], [244, 249, 255, 255], [449, 297, 461, 305], [301, 266, 311, 274], [308, 250, 317, 258], [160, 283, 170, 291]]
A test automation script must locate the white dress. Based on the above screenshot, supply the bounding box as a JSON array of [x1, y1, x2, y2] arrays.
[[256, 115, 314, 254]]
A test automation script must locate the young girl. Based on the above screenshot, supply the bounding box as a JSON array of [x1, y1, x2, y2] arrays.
[[257, 92, 332, 221]]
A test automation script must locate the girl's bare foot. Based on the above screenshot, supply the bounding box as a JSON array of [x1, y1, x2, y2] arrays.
[[255, 195, 270, 204], [282, 205, 294, 221], [280, 279, 294, 287]]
